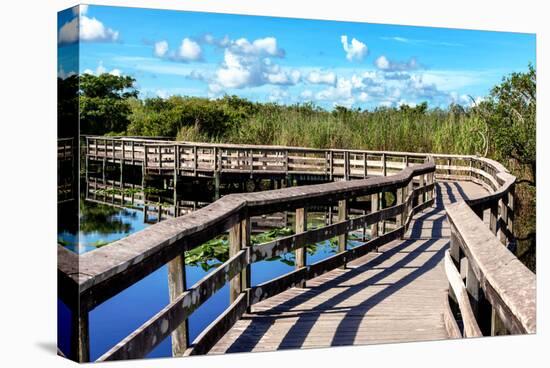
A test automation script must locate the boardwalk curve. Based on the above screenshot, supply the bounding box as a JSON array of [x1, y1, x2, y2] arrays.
[[211, 182, 485, 353]]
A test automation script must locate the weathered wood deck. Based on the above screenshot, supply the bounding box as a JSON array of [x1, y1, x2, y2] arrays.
[[210, 181, 487, 353], [58, 140, 535, 363]]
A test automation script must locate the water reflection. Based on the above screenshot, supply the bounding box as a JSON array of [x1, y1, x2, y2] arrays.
[[58, 162, 371, 360]]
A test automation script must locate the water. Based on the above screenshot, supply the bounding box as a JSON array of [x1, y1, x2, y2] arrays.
[[58, 169, 366, 360]]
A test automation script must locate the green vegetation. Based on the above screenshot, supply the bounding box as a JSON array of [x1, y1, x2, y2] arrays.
[[184, 226, 363, 271], [60, 65, 536, 270], [185, 227, 295, 271], [79, 73, 138, 135]]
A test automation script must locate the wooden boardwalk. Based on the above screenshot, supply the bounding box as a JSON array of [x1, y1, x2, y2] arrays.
[[59, 143, 535, 362], [210, 181, 487, 354]]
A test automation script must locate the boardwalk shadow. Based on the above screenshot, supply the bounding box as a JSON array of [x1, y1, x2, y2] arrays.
[[224, 214, 449, 352], [219, 182, 483, 353]]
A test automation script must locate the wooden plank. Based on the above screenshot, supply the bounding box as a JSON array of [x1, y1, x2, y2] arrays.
[[295, 208, 307, 288], [229, 222, 243, 304], [167, 255, 189, 356], [250, 268, 308, 305], [446, 202, 535, 335], [97, 249, 248, 361], [186, 293, 248, 356], [249, 203, 405, 262], [338, 199, 348, 268], [444, 250, 482, 338]]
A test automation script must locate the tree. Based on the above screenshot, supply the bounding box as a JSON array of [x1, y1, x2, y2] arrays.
[[79, 73, 138, 135], [485, 64, 536, 183]]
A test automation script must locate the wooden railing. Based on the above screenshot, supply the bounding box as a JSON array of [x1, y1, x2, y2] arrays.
[[440, 156, 535, 337], [58, 137, 74, 161], [59, 138, 536, 361], [58, 153, 436, 362], [85, 136, 429, 180]]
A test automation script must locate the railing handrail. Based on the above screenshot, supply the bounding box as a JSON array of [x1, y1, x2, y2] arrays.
[[60, 138, 535, 361], [59, 152, 437, 361], [442, 151, 535, 337], [90, 158, 436, 361], [446, 202, 535, 334], [63, 158, 435, 296]]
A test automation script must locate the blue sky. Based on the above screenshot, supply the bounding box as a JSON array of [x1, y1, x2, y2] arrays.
[[58, 4, 536, 109]]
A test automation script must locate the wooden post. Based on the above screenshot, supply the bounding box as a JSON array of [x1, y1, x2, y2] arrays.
[[249, 149, 254, 176], [448, 224, 461, 307], [338, 199, 348, 268], [371, 193, 379, 242], [329, 151, 333, 181], [102, 157, 106, 183], [405, 155, 409, 168], [167, 255, 189, 356], [363, 152, 368, 178], [427, 171, 433, 201], [498, 197, 508, 245], [489, 202, 498, 235], [173, 145, 179, 191], [419, 173, 426, 204], [241, 218, 252, 310], [344, 151, 350, 180], [408, 178, 414, 213], [193, 146, 198, 177], [214, 172, 221, 200], [71, 308, 90, 362], [143, 145, 148, 180], [120, 141, 125, 186], [229, 222, 242, 304], [491, 307, 508, 336], [295, 208, 307, 288], [449, 225, 461, 265], [465, 259, 491, 334], [508, 184, 515, 240], [396, 186, 404, 238], [380, 191, 386, 234], [158, 145, 162, 171], [382, 153, 387, 176], [285, 149, 289, 176], [131, 141, 135, 166]]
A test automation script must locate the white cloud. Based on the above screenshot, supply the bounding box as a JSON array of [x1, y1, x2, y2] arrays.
[[152, 38, 202, 62], [58, 18, 79, 44], [79, 16, 119, 42], [58, 15, 119, 44], [375, 56, 390, 70], [307, 71, 336, 85], [83, 61, 122, 76], [315, 78, 355, 106], [230, 37, 284, 57], [154, 40, 169, 57], [209, 37, 297, 91], [341, 35, 368, 62], [178, 38, 202, 61], [375, 56, 419, 72], [358, 92, 369, 102]]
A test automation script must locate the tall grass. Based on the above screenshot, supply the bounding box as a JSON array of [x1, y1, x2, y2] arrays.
[[208, 106, 488, 156]]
